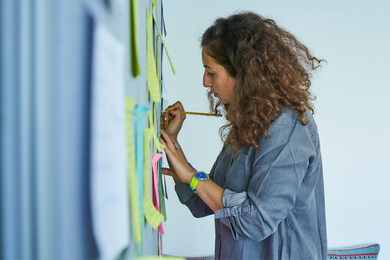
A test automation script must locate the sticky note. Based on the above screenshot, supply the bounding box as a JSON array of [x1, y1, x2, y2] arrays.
[[125, 97, 142, 245], [152, 153, 164, 234], [159, 167, 167, 221], [130, 0, 141, 77], [135, 105, 149, 220], [143, 128, 164, 230], [152, 11, 176, 75], [146, 10, 161, 103], [147, 111, 164, 153]]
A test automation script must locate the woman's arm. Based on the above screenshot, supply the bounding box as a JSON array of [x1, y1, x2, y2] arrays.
[[160, 129, 224, 212], [193, 178, 224, 212]]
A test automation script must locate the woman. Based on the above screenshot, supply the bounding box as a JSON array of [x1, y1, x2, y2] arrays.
[[160, 12, 327, 260]]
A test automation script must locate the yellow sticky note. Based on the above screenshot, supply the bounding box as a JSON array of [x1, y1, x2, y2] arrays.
[[143, 128, 164, 230], [130, 0, 141, 77], [147, 111, 164, 153], [125, 97, 142, 245], [146, 10, 161, 103]]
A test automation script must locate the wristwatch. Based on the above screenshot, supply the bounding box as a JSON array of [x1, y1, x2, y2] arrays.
[[189, 171, 209, 193]]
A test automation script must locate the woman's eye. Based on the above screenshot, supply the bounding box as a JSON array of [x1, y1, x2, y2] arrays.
[[208, 72, 214, 77]]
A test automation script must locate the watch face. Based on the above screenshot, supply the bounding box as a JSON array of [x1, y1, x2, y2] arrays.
[[195, 171, 208, 181]]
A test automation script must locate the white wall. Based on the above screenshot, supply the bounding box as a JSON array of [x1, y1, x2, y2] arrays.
[[162, 1, 390, 258]]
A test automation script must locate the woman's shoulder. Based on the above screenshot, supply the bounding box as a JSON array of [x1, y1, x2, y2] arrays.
[[274, 107, 315, 126], [268, 107, 318, 143], [272, 106, 319, 144], [272, 107, 300, 126]]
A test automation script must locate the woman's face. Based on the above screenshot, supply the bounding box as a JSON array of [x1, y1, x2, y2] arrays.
[[202, 48, 236, 104]]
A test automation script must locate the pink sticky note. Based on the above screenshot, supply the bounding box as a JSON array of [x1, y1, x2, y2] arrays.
[[152, 153, 164, 234], [152, 153, 162, 208], [158, 221, 164, 234]]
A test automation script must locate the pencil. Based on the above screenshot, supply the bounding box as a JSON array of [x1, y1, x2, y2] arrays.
[[162, 110, 222, 117]]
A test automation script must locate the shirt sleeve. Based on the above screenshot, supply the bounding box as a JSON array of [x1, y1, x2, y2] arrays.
[[174, 163, 215, 218], [214, 115, 318, 241]]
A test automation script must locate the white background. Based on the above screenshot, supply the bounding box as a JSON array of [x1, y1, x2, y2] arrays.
[[162, 1, 390, 258]]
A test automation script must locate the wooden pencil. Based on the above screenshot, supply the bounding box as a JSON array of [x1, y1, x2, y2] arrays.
[[161, 110, 222, 117]]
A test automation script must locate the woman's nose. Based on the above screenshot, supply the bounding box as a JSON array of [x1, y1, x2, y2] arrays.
[[203, 72, 212, 88]]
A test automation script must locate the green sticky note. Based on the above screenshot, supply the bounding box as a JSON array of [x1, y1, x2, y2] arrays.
[[130, 0, 141, 77], [159, 161, 167, 221]]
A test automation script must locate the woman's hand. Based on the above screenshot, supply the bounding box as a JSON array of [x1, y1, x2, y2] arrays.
[[160, 129, 195, 184], [161, 129, 224, 212], [161, 101, 186, 140]]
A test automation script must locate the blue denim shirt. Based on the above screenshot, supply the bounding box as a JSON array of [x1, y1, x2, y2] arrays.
[[175, 108, 327, 260]]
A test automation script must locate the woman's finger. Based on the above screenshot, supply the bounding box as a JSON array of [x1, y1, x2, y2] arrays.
[[161, 167, 173, 176], [162, 167, 179, 182], [164, 102, 186, 121], [161, 111, 167, 127], [169, 101, 184, 111]]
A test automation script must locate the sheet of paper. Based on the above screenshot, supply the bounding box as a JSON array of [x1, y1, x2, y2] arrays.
[[125, 97, 142, 246], [146, 10, 161, 103], [130, 0, 141, 77], [143, 128, 164, 230], [90, 24, 129, 260]]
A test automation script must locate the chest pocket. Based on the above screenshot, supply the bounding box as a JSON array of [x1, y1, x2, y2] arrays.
[[224, 152, 253, 192], [211, 150, 232, 187], [211, 144, 255, 191]]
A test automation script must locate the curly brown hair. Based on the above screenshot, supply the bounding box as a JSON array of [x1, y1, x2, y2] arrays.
[[201, 11, 324, 152]]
